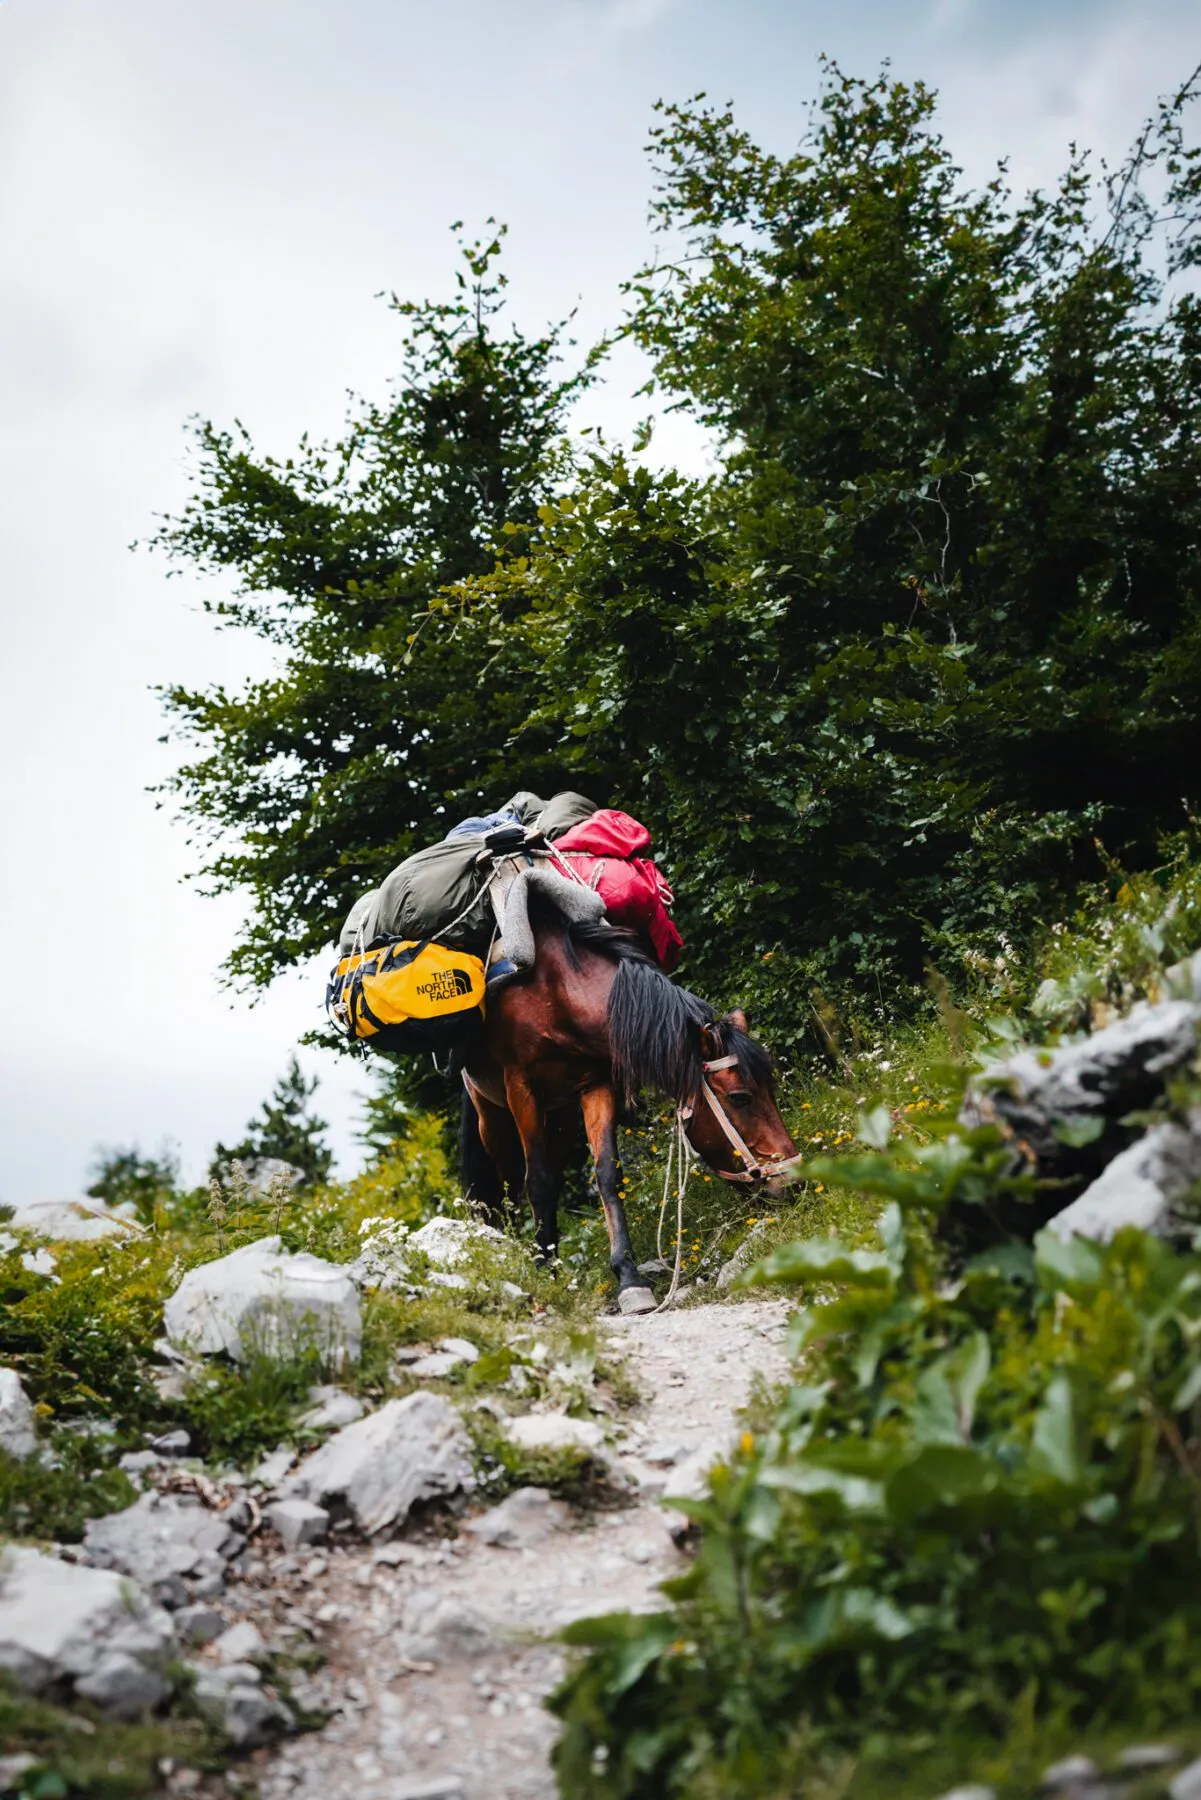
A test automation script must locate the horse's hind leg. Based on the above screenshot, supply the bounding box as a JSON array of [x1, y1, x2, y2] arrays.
[[461, 1083, 524, 1227], [580, 1085, 655, 1313], [503, 1073, 565, 1264]]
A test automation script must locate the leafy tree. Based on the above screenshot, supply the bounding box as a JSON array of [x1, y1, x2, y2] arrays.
[[210, 1054, 333, 1190], [152, 226, 598, 990], [86, 1145, 180, 1228], [156, 70, 1201, 1066], [451, 63, 1201, 1049]]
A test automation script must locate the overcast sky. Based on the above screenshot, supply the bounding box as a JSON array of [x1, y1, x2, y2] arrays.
[[0, 0, 1196, 1206]]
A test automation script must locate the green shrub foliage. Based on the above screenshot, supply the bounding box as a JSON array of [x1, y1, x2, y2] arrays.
[[550, 1101, 1201, 1796]]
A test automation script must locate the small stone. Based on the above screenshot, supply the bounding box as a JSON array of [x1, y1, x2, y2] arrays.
[[936, 1788, 996, 1800], [393, 1345, 426, 1366], [408, 1351, 468, 1379], [212, 1620, 264, 1664], [251, 1445, 296, 1487], [192, 1664, 290, 1747], [371, 1542, 425, 1566], [189, 1570, 225, 1600], [148, 1428, 192, 1456], [1119, 1745, 1178, 1771], [506, 1414, 605, 1456], [266, 1499, 329, 1550], [389, 1778, 466, 1800], [641, 1441, 688, 1468], [297, 1386, 365, 1432], [1170, 1759, 1201, 1800], [1041, 1756, 1099, 1790], [175, 1603, 223, 1646], [119, 1450, 161, 1475], [465, 1487, 569, 1549], [437, 1338, 480, 1364], [0, 1756, 38, 1793], [75, 1651, 168, 1716]]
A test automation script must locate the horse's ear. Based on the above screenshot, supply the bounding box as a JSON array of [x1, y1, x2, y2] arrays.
[[726, 1007, 750, 1034], [700, 1022, 722, 1058]]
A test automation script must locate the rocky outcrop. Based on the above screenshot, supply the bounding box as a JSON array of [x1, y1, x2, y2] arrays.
[[351, 1216, 510, 1294], [163, 1236, 361, 1365], [1048, 1112, 1201, 1244], [279, 1391, 473, 1535], [0, 1546, 175, 1717], [946, 990, 1201, 1250]]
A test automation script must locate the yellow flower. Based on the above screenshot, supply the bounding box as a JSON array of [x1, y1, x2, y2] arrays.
[[739, 1431, 755, 1454]]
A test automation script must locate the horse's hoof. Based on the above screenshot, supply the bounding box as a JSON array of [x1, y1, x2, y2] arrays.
[[617, 1285, 657, 1315]]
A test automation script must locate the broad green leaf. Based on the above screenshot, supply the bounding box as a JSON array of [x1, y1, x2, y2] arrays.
[[885, 1443, 998, 1523], [1035, 1229, 1104, 1295], [1053, 1114, 1106, 1148], [858, 1103, 893, 1149], [740, 1237, 894, 1290], [1030, 1374, 1084, 1486]]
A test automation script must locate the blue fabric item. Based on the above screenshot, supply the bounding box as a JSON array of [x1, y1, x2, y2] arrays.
[[444, 809, 515, 841]]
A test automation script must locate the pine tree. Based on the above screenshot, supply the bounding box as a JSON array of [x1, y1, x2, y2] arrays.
[[210, 1055, 333, 1191]]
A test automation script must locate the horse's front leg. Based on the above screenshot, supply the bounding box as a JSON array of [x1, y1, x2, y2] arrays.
[[503, 1072, 563, 1264], [581, 1085, 655, 1313]]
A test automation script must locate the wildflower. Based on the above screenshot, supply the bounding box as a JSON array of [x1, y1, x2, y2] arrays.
[[739, 1431, 755, 1454]]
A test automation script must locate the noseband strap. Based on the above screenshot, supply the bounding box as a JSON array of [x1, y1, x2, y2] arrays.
[[679, 1058, 804, 1185]]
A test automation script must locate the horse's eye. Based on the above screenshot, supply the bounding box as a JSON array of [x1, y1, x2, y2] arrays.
[[728, 1090, 753, 1109]]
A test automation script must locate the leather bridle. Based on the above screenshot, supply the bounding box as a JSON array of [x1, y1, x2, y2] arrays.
[[678, 1053, 803, 1185]]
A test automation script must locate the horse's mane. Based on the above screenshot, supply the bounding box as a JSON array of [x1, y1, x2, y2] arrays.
[[568, 916, 771, 1106]]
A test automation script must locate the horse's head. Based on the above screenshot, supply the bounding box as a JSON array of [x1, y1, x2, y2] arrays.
[[681, 1008, 800, 1195]]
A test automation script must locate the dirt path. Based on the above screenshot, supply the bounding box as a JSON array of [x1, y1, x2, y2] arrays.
[[242, 1298, 790, 1800]]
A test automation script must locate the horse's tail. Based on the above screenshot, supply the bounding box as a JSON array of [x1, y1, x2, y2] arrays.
[[459, 1088, 504, 1213], [607, 954, 712, 1107]]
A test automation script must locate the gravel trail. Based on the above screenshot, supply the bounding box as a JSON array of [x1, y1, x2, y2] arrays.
[[242, 1298, 791, 1800]]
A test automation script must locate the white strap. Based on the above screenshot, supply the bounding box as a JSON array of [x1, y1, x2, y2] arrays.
[[702, 1054, 739, 1072]]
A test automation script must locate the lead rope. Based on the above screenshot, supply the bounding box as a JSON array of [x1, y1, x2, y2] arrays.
[[650, 1104, 696, 1315]]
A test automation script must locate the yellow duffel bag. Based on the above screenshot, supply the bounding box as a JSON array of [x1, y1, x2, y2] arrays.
[[326, 937, 486, 1056]]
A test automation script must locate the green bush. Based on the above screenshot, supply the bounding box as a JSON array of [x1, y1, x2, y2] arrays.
[[0, 1436, 135, 1544], [551, 1101, 1201, 1797]]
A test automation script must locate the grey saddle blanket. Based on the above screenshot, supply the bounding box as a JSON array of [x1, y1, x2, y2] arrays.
[[336, 790, 601, 963], [489, 863, 604, 972]]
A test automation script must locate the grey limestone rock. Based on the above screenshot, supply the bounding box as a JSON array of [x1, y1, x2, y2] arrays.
[[395, 1590, 494, 1663], [163, 1236, 361, 1365], [296, 1385, 365, 1431], [212, 1620, 265, 1664], [505, 1413, 605, 1456], [0, 1545, 175, 1716], [83, 1491, 242, 1589], [175, 1602, 223, 1646], [0, 1370, 36, 1461], [1171, 1759, 1201, 1800], [280, 1390, 473, 1535], [464, 1485, 569, 1548], [192, 1660, 291, 1748], [970, 999, 1200, 1159], [265, 1497, 329, 1549], [1048, 1113, 1201, 1243]]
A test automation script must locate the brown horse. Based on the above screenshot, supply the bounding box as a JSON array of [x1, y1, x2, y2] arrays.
[[459, 906, 799, 1308]]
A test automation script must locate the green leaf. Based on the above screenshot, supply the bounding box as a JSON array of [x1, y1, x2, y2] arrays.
[[1030, 1374, 1084, 1486], [740, 1237, 894, 1290], [885, 1443, 998, 1523], [1035, 1229, 1104, 1295], [1053, 1115, 1106, 1148]]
